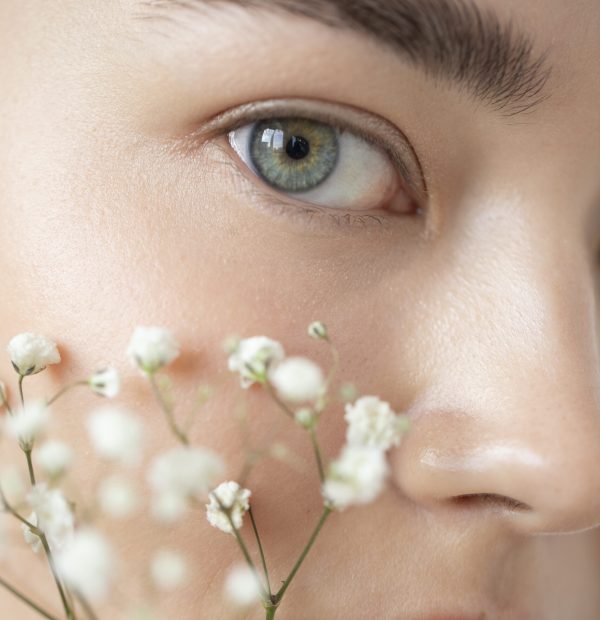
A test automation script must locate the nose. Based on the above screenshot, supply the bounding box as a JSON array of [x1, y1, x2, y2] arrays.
[[391, 201, 600, 534]]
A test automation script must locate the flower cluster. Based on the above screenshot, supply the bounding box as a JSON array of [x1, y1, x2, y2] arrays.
[[0, 321, 410, 620], [323, 396, 410, 510]]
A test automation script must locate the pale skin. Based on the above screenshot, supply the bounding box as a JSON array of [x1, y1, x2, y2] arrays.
[[0, 0, 600, 618]]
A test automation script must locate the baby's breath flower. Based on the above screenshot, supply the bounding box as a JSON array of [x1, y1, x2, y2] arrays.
[[35, 440, 73, 479], [4, 399, 49, 449], [7, 332, 61, 376], [223, 564, 262, 607], [23, 483, 74, 553], [151, 491, 188, 524], [227, 336, 285, 388], [344, 395, 409, 451], [126, 326, 180, 375], [89, 366, 121, 398], [148, 446, 225, 503], [0, 465, 25, 504], [322, 445, 388, 510], [206, 481, 251, 534], [86, 405, 143, 467], [55, 527, 115, 602], [268, 356, 325, 403], [294, 406, 318, 430], [98, 475, 139, 519], [150, 549, 188, 591], [307, 320, 328, 341], [338, 382, 358, 403]]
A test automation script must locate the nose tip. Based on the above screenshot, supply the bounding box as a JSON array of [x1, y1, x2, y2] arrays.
[[390, 406, 600, 535]]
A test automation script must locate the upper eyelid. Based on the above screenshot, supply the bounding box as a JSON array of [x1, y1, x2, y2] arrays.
[[177, 97, 428, 202]]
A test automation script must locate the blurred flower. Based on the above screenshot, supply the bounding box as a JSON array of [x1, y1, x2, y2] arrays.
[[126, 326, 180, 375], [98, 475, 139, 519], [55, 528, 115, 602], [268, 356, 325, 403], [0, 465, 25, 504], [344, 395, 409, 451], [322, 445, 388, 510], [227, 336, 284, 388], [294, 407, 318, 430], [223, 564, 263, 607], [89, 366, 121, 398], [4, 399, 49, 449], [150, 549, 187, 591], [35, 440, 73, 479], [150, 491, 188, 524], [86, 405, 143, 467], [307, 320, 328, 341], [23, 483, 74, 553], [7, 332, 61, 376], [148, 446, 225, 505], [206, 481, 251, 534]]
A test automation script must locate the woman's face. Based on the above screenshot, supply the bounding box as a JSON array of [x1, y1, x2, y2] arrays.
[[1, 0, 600, 617]]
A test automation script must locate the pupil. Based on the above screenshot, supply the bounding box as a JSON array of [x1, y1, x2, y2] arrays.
[[285, 135, 310, 160]]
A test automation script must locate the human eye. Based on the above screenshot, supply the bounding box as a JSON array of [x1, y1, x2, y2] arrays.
[[196, 99, 427, 231]]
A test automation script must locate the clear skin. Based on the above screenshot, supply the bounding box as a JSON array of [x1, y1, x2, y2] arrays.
[[0, 0, 599, 618]]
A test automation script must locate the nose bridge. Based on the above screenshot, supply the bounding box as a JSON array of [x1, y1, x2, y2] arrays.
[[393, 203, 600, 533]]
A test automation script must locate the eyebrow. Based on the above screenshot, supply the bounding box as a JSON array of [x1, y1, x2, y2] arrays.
[[140, 0, 553, 117]]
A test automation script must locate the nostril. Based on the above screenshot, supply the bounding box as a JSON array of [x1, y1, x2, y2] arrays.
[[452, 493, 532, 512]]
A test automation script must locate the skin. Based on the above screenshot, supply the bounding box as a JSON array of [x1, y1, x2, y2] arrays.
[[0, 0, 600, 618]]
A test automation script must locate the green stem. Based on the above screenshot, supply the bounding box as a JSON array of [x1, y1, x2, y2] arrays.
[[148, 373, 189, 445], [24, 448, 36, 485], [265, 605, 278, 619], [0, 574, 62, 620], [46, 381, 88, 407], [18, 374, 25, 407], [275, 506, 332, 603], [248, 507, 271, 596], [1, 487, 75, 619], [308, 428, 325, 483], [39, 533, 75, 620]]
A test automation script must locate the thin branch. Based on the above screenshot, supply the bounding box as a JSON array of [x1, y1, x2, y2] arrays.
[[275, 506, 331, 602], [148, 373, 189, 445], [0, 574, 62, 620], [248, 507, 271, 597]]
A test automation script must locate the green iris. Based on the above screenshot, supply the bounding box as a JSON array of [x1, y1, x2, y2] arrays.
[[249, 118, 339, 192]]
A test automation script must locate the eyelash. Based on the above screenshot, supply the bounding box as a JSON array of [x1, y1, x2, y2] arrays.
[[204, 104, 425, 232]]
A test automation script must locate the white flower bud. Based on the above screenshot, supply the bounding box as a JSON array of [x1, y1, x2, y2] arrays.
[[35, 441, 73, 479], [126, 326, 180, 375], [294, 407, 317, 430], [55, 528, 115, 602], [307, 320, 328, 340], [206, 481, 251, 534], [322, 445, 388, 510], [86, 405, 143, 467], [148, 446, 225, 505], [268, 356, 325, 403], [7, 332, 61, 376], [344, 395, 409, 451], [150, 549, 187, 591], [98, 475, 139, 519], [223, 564, 262, 607], [89, 366, 121, 398], [227, 336, 285, 388], [23, 484, 74, 553], [4, 399, 50, 449], [151, 491, 188, 524]]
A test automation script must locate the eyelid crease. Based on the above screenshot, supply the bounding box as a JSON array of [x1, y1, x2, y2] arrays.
[[175, 97, 428, 203]]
